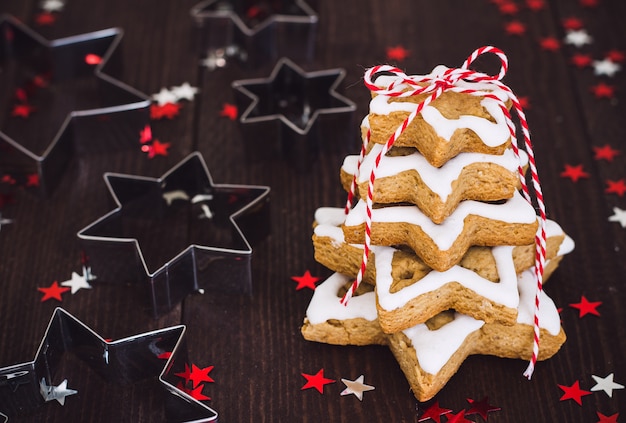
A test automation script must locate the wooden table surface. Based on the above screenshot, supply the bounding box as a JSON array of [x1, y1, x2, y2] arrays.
[[1, 0, 625, 421]]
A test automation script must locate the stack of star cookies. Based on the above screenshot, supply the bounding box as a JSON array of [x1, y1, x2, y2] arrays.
[[301, 63, 574, 401]]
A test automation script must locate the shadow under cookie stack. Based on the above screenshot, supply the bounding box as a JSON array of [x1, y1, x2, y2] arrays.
[[301, 56, 575, 402]]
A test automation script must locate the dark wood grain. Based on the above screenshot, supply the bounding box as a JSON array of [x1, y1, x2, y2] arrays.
[[1, 0, 625, 422]]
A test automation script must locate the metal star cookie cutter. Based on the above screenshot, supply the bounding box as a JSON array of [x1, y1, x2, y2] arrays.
[[0, 308, 218, 421], [232, 57, 356, 170], [0, 15, 151, 196], [190, 0, 318, 69], [77, 152, 271, 318]]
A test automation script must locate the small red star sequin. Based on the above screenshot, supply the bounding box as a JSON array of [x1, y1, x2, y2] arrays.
[[150, 102, 182, 120], [580, 0, 599, 7], [291, 270, 320, 291], [540, 37, 561, 51], [157, 351, 172, 360], [606, 50, 625, 63], [569, 295, 602, 317], [142, 140, 171, 158], [219, 103, 238, 120], [498, 2, 519, 14], [177, 381, 211, 401], [593, 144, 620, 161], [558, 380, 592, 405], [14, 88, 28, 102], [560, 164, 589, 182], [526, 0, 545, 11], [418, 401, 452, 423], [386, 45, 410, 62], [35, 12, 56, 26], [1, 174, 16, 185], [139, 124, 152, 144], [562, 17, 584, 30], [189, 364, 215, 388], [591, 83, 616, 99], [175, 363, 193, 383], [571, 53, 593, 68], [84, 53, 102, 65], [38, 281, 71, 302], [466, 397, 501, 420], [596, 412, 620, 423], [301, 369, 335, 394], [26, 173, 40, 187], [505, 21, 526, 36], [517, 96, 531, 109], [606, 179, 626, 196], [11, 104, 36, 118], [446, 410, 473, 423]]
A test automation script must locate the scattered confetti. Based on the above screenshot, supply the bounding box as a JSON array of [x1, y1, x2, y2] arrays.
[[38, 281, 71, 302], [605, 179, 626, 196], [139, 124, 152, 144], [596, 412, 620, 423], [142, 139, 171, 158], [301, 369, 335, 394], [177, 381, 211, 401], [558, 380, 592, 405], [590, 82, 615, 99], [26, 174, 40, 187], [11, 104, 36, 118], [593, 144, 620, 161], [40, 0, 65, 12], [189, 364, 215, 388], [498, 2, 519, 15], [562, 17, 584, 31], [60, 272, 92, 294], [84, 53, 102, 65], [418, 401, 452, 423], [564, 29, 593, 47], [39, 379, 78, 405], [445, 410, 473, 423], [605, 50, 625, 63], [386, 45, 410, 61], [219, 103, 238, 120], [569, 295, 602, 317], [571, 53, 592, 68], [560, 164, 589, 182], [466, 396, 501, 420], [505, 21, 526, 36], [525, 0, 545, 11], [591, 373, 625, 397], [593, 59, 621, 77], [340, 375, 375, 401], [291, 270, 320, 291], [540, 37, 561, 51], [150, 102, 182, 120], [152, 88, 178, 106], [0, 213, 14, 232], [580, 0, 599, 7], [34, 12, 56, 26], [171, 82, 198, 101], [608, 207, 626, 228]]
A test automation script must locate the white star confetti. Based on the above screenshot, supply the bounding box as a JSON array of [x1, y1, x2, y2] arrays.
[[593, 59, 621, 77], [564, 30, 592, 48], [340, 375, 375, 401], [591, 373, 624, 397], [40, 0, 65, 12], [39, 379, 78, 405], [0, 213, 13, 232], [60, 271, 93, 294], [171, 82, 199, 101], [151, 88, 178, 106], [608, 207, 626, 228]]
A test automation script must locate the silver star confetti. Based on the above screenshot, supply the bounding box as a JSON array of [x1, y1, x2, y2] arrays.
[[60, 271, 93, 294], [0, 213, 13, 232], [591, 373, 624, 397], [564, 29, 592, 48], [39, 379, 78, 405], [608, 207, 626, 228], [593, 59, 621, 77], [171, 82, 199, 101], [340, 375, 375, 401], [40, 0, 65, 12], [151, 88, 178, 105]]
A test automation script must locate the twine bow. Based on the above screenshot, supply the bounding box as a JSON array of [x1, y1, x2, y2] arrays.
[[342, 46, 547, 379]]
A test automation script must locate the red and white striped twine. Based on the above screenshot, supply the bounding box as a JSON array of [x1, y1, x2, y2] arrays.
[[341, 46, 547, 379]]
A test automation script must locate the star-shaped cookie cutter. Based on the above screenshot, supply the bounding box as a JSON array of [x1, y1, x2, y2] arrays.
[[232, 57, 356, 170], [190, 0, 318, 68], [77, 152, 271, 318], [0, 308, 218, 421], [0, 15, 151, 195]]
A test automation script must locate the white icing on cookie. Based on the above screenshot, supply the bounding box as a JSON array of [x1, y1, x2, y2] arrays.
[[344, 191, 537, 251], [305, 272, 378, 324], [342, 143, 528, 202], [516, 265, 561, 336], [373, 244, 519, 311]]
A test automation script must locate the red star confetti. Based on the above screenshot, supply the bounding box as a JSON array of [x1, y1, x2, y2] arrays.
[[569, 295, 602, 317], [301, 368, 335, 394], [14, 87, 28, 102], [11, 103, 36, 118], [497, 2, 519, 14], [446, 410, 473, 423], [84, 54, 102, 65], [558, 380, 592, 405], [562, 17, 584, 30], [606, 179, 626, 196], [571, 53, 593, 68], [418, 401, 452, 423], [219, 103, 238, 120], [517, 96, 531, 109], [1, 174, 16, 184], [142, 140, 171, 158], [150, 102, 182, 120], [177, 381, 211, 401], [466, 396, 501, 420], [139, 124, 152, 144], [189, 364, 215, 388], [525, 0, 545, 11], [26, 173, 40, 187], [609, 207, 626, 228], [606, 50, 625, 63], [291, 270, 320, 291], [386, 45, 410, 62], [157, 351, 172, 360], [505, 21, 526, 36], [593, 144, 620, 161], [175, 363, 193, 384], [596, 412, 620, 423], [591, 373, 625, 397], [591, 82, 616, 99], [560, 164, 589, 182], [580, 0, 599, 7], [540, 37, 561, 52], [35, 12, 56, 26], [38, 281, 70, 302]]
